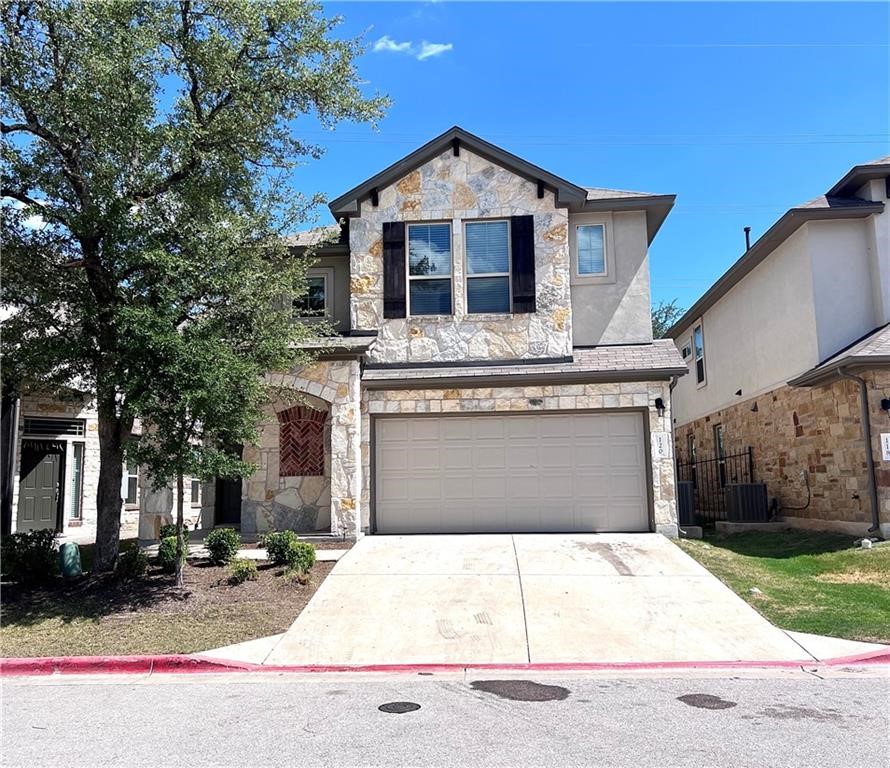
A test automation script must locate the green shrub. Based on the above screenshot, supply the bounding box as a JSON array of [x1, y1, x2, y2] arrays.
[[261, 530, 299, 565], [283, 540, 316, 573], [158, 523, 179, 541], [1, 529, 58, 583], [116, 544, 148, 580], [157, 536, 183, 574], [205, 527, 240, 566], [228, 558, 258, 585]]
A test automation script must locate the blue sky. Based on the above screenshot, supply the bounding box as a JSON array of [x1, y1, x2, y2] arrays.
[[297, 1, 889, 310]]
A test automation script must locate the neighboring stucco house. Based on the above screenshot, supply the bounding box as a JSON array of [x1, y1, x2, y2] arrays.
[[3, 126, 687, 540], [668, 156, 890, 537]]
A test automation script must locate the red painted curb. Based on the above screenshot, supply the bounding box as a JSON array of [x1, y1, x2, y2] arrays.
[[2, 647, 888, 677]]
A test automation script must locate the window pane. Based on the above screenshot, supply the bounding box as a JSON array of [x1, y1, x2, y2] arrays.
[[409, 279, 452, 315], [577, 225, 605, 274], [696, 358, 705, 384], [466, 221, 509, 274], [70, 443, 84, 519], [693, 326, 704, 358], [126, 477, 138, 505], [409, 224, 451, 276], [191, 479, 200, 504], [295, 276, 326, 316], [467, 276, 510, 313]]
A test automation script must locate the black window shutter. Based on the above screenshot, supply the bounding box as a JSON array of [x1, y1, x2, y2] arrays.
[[382, 222, 406, 319], [510, 215, 536, 313]]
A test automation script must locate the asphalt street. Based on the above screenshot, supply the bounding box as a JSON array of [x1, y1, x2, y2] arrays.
[[2, 669, 888, 767]]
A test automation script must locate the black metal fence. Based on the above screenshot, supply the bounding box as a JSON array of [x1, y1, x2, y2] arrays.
[[676, 447, 754, 525]]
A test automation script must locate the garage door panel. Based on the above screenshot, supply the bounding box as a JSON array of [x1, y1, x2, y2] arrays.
[[375, 412, 649, 533]]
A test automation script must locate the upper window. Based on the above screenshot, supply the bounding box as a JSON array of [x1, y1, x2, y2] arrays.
[[576, 224, 606, 276], [693, 324, 706, 385], [408, 223, 452, 315], [465, 220, 511, 314], [124, 461, 138, 507], [294, 269, 330, 318], [681, 342, 692, 359]]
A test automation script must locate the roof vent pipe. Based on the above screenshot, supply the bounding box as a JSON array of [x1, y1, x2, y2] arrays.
[[744, 226, 752, 251]]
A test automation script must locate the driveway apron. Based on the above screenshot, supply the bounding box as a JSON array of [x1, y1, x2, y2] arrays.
[[263, 533, 810, 666]]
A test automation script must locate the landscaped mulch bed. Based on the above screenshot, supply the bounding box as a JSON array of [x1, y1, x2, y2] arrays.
[[680, 531, 890, 644], [0, 559, 333, 658]]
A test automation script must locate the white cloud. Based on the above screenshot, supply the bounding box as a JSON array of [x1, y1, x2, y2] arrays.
[[3, 197, 47, 230], [373, 35, 413, 54], [371, 35, 453, 61], [417, 41, 453, 60]]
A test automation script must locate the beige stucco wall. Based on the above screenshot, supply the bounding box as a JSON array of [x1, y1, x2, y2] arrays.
[[672, 226, 820, 427], [348, 147, 573, 363], [360, 380, 678, 536], [569, 210, 653, 345]]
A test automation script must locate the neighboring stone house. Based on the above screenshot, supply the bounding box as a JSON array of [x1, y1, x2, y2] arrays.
[[668, 156, 890, 537], [3, 126, 687, 540]]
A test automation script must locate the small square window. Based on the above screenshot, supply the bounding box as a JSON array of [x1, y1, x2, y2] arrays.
[[465, 221, 511, 314], [681, 343, 692, 359], [294, 274, 327, 317], [576, 224, 606, 276]]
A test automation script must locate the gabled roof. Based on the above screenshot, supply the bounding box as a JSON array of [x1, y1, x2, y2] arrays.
[[327, 126, 675, 242], [826, 155, 890, 198], [788, 323, 890, 387], [666, 160, 887, 340]]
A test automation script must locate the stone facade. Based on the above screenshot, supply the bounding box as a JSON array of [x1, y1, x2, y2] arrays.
[[360, 380, 677, 535], [240, 359, 362, 538], [674, 368, 890, 531], [349, 147, 573, 363]]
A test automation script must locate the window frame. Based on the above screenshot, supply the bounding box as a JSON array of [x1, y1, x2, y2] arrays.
[[406, 221, 453, 317], [569, 212, 616, 285], [123, 461, 139, 508], [69, 442, 85, 521], [190, 478, 202, 508], [463, 218, 513, 315], [294, 267, 333, 319], [693, 322, 706, 387]]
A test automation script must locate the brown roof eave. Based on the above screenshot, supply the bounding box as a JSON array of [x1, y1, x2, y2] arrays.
[[361, 366, 689, 391], [788, 356, 890, 388]]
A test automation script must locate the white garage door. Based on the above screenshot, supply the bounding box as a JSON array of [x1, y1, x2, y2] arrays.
[[374, 412, 650, 533]]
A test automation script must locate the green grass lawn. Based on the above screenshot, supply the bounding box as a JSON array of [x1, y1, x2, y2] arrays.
[[679, 531, 890, 644]]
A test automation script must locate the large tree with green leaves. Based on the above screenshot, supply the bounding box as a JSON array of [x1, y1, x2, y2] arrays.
[[1, 0, 386, 571]]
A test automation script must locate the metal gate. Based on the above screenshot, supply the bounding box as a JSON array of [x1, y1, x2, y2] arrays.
[[676, 447, 754, 525]]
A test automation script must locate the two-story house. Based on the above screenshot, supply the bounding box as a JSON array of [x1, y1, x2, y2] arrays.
[[190, 127, 686, 539], [668, 156, 890, 537], [3, 126, 686, 541]]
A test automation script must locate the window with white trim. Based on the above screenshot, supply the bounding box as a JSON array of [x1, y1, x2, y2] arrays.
[[190, 478, 201, 507], [124, 461, 138, 506], [69, 443, 84, 520], [693, 323, 706, 385], [294, 269, 330, 318], [576, 224, 606, 276], [407, 223, 452, 315], [465, 220, 511, 313]]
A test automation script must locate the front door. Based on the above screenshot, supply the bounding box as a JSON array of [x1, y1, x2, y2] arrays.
[[214, 477, 242, 526], [17, 440, 65, 532]]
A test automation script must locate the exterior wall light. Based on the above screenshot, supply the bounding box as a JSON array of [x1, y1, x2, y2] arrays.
[[654, 397, 665, 417]]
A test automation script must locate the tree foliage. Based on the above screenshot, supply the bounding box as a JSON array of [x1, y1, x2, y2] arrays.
[[2, 0, 387, 570], [651, 299, 685, 339]]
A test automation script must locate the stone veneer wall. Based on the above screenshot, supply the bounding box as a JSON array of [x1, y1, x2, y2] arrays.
[[359, 381, 677, 535], [674, 368, 890, 529], [349, 147, 573, 363], [241, 360, 362, 538]]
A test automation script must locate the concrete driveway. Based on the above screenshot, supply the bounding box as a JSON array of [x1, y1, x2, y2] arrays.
[[263, 533, 814, 666]]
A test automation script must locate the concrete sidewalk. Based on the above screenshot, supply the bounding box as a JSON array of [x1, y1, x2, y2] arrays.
[[238, 533, 889, 667]]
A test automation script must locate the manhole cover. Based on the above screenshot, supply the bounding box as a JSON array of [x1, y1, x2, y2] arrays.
[[470, 680, 570, 702], [378, 701, 421, 714], [677, 693, 737, 710]]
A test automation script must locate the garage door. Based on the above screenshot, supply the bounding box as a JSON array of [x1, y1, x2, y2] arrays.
[[374, 412, 650, 533]]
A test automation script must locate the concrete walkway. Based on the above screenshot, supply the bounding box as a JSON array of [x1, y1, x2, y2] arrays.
[[248, 533, 887, 667]]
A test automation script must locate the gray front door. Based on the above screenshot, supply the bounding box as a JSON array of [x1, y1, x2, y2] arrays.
[[17, 440, 64, 532]]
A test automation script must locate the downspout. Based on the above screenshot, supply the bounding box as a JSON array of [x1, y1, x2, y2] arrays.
[[837, 367, 881, 535]]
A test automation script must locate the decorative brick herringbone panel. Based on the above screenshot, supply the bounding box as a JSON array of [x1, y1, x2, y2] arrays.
[[277, 405, 327, 477]]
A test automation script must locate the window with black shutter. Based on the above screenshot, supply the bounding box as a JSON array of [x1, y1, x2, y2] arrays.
[[510, 215, 536, 313]]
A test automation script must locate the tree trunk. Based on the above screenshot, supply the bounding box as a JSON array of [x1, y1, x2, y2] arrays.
[[174, 473, 185, 588], [93, 403, 128, 572]]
